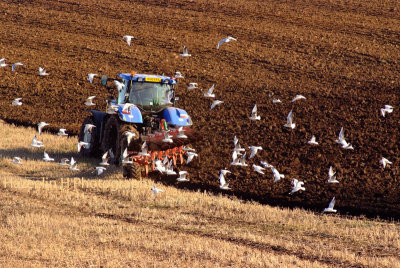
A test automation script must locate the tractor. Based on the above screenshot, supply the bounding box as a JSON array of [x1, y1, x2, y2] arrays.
[[78, 72, 200, 179]]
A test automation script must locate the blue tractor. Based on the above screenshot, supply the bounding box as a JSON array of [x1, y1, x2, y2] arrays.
[[78, 72, 200, 178]]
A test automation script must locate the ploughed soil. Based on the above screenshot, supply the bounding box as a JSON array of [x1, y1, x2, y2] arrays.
[[1, 0, 400, 218]]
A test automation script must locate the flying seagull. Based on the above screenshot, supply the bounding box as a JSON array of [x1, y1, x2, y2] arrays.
[[57, 128, 68, 136], [12, 157, 22, 164], [290, 178, 305, 194], [38, 121, 49, 135], [180, 46, 191, 57], [123, 131, 136, 146], [271, 166, 284, 182], [284, 110, 295, 129], [187, 83, 198, 90], [99, 151, 110, 166], [327, 166, 339, 183], [95, 166, 106, 176], [0, 58, 7, 67], [12, 98, 22, 106], [87, 73, 97, 83], [253, 164, 266, 175], [323, 197, 337, 213], [335, 127, 354, 150], [249, 146, 262, 158], [177, 127, 188, 139], [77, 141, 89, 152], [211, 100, 224, 110], [84, 96, 96, 106], [217, 36, 237, 49], [177, 171, 189, 182], [59, 158, 69, 166], [123, 35, 134, 46], [43, 151, 54, 162], [380, 105, 393, 117], [204, 84, 215, 98], [114, 80, 125, 92], [272, 99, 282, 103], [12, 62, 23, 72], [307, 135, 319, 145], [69, 157, 79, 171], [174, 71, 184, 79], [138, 141, 150, 156], [186, 152, 198, 164], [152, 186, 164, 194], [291, 95, 306, 102], [162, 131, 173, 143], [219, 169, 231, 190], [379, 157, 392, 169], [38, 67, 49, 76], [249, 104, 261, 121]]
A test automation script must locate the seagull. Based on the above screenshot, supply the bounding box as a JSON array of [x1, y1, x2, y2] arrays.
[[186, 152, 198, 164], [84, 124, 96, 133], [176, 127, 188, 139], [327, 166, 339, 183], [217, 36, 237, 49], [38, 67, 49, 76], [380, 105, 393, 117], [162, 131, 173, 143], [271, 166, 284, 182], [249, 146, 262, 158], [289, 178, 305, 194], [211, 100, 224, 110], [121, 103, 135, 114], [249, 104, 261, 121], [123, 35, 134, 46], [43, 151, 54, 162], [253, 164, 266, 175], [87, 73, 97, 83], [292, 94, 306, 102], [272, 99, 281, 103], [99, 151, 110, 166], [165, 159, 177, 175], [177, 171, 189, 182], [323, 197, 337, 213], [260, 161, 273, 168], [56, 128, 67, 136], [59, 158, 69, 166], [204, 84, 215, 98], [230, 150, 241, 166], [12, 157, 22, 164], [379, 157, 392, 169], [121, 148, 132, 164], [84, 96, 96, 106], [238, 152, 248, 167], [31, 135, 44, 148], [284, 110, 295, 129], [335, 127, 354, 150], [12, 98, 22, 106], [174, 71, 184, 79], [152, 186, 164, 195], [114, 80, 125, 92], [77, 141, 89, 152], [95, 166, 106, 176], [187, 83, 198, 90], [307, 135, 319, 145], [38, 122, 49, 135], [219, 169, 231, 190], [154, 159, 166, 174], [182, 146, 196, 152], [180, 46, 191, 57], [69, 157, 79, 171], [12, 62, 23, 72], [233, 141, 245, 153], [138, 141, 150, 156], [0, 58, 7, 67], [124, 131, 136, 146]]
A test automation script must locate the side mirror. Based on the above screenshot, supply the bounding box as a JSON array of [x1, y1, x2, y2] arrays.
[[101, 75, 108, 86]]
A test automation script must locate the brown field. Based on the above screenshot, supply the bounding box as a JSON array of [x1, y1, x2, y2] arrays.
[[0, 0, 400, 219], [0, 120, 400, 267]]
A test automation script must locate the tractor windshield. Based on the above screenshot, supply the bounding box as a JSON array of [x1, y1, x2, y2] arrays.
[[128, 82, 173, 111]]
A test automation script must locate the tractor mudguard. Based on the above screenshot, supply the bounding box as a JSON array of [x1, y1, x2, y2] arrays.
[[117, 105, 143, 123], [162, 107, 192, 126]]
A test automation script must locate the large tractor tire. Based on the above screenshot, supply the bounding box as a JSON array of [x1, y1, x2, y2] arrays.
[[101, 116, 123, 165], [120, 124, 142, 179], [123, 162, 142, 180], [78, 116, 100, 157]]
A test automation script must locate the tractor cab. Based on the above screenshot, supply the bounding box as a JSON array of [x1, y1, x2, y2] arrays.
[[117, 73, 177, 113]]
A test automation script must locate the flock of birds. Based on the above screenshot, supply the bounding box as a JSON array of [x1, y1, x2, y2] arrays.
[[4, 32, 395, 213]]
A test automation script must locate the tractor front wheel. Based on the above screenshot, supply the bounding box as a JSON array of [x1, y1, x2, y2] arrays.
[[123, 162, 142, 179]]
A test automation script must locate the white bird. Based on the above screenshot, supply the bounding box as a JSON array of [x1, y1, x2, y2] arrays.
[[122, 148, 132, 164], [252, 164, 266, 175], [219, 170, 231, 190], [187, 83, 198, 90], [307, 135, 319, 145], [180, 46, 191, 57], [233, 141, 245, 153], [177, 171, 189, 182], [284, 110, 295, 129], [84, 96, 96, 106], [217, 36, 237, 49], [327, 166, 339, 183], [12, 157, 22, 164], [182, 146, 196, 152], [271, 166, 284, 182], [57, 128, 68, 136], [249, 146, 262, 158], [230, 150, 241, 166], [335, 127, 354, 150], [87, 73, 97, 83], [31, 135, 44, 148], [380, 105, 393, 117], [38, 121, 49, 135], [233, 135, 238, 146], [77, 141, 89, 152], [174, 71, 184, 79], [249, 104, 261, 121], [260, 161, 273, 169], [114, 80, 125, 92], [84, 124, 96, 133], [138, 141, 150, 156], [69, 157, 79, 171], [186, 152, 198, 164], [12, 62, 23, 72], [124, 131, 136, 146], [0, 58, 7, 67], [12, 98, 22, 106], [211, 100, 224, 110], [59, 158, 69, 166], [43, 151, 54, 162], [204, 84, 215, 98], [154, 159, 166, 174], [272, 99, 281, 103], [165, 159, 177, 175], [99, 151, 110, 166], [123, 35, 134, 46], [121, 103, 135, 114], [323, 197, 337, 213], [176, 127, 188, 139], [290, 178, 305, 194], [152, 186, 164, 195], [38, 67, 49, 76], [95, 166, 106, 176], [162, 131, 173, 143], [292, 94, 306, 102], [238, 152, 248, 167], [379, 157, 392, 169]]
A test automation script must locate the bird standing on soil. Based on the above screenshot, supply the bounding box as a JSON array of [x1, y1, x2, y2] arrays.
[[204, 84, 215, 98], [123, 35, 134, 46], [12, 98, 22, 106], [84, 96, 96, 106], [57, 128, 68, 136], [174, 71, 184, 79], [177, 171, 189, 182], [307, 135, 319, 145], [31, 135, 44, 148], [187, 83, 198, 90], [43, 151, 54, 162], [291, 95, 306, 102], [69, 157, 79, 171], [380, 105, 393, 117], [152, 186, 164, 195], [323, 197, 337, 213], [12, 62, 23, 72], [219, 169, 231, 190], [210, 100, 224, 110], [379, 157, 392, 169], [180, 46, 191, 57], [38, 122, 49, 135], [0, 58, 7, 67], [327, 166, 339, 183], [87, 73, 97, 83], [12, 157, 22, 164], [284, 110, 295, 129], [290, 178, 305, 194], [38, 67, 49, 76], [59, 158, 69, 166], [217, 36, 237, 49], [249, 104, 261, 121]]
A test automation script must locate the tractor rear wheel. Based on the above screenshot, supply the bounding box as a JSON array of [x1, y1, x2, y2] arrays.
[[78, 116, 100, 157], [101, 116, 123, 165], [123, 162, 142, 179]]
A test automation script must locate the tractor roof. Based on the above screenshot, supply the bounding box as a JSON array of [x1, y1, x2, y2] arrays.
[[118, 73, 177, 85]]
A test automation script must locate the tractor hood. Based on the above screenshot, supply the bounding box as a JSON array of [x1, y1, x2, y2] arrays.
[[162, 107, 192, 126]]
